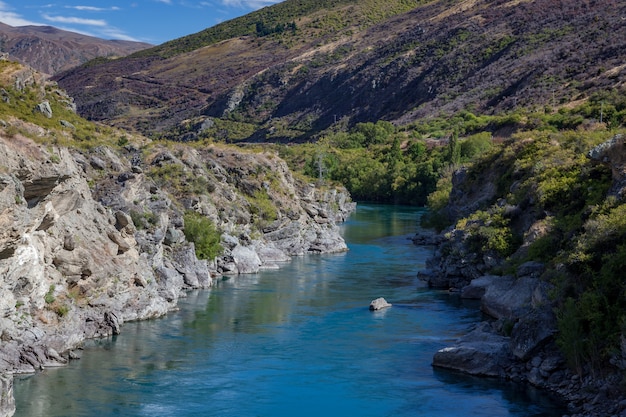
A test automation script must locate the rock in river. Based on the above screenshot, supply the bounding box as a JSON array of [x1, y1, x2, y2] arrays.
[[369, 297, 392, 311], [433, 322, 510, 377]]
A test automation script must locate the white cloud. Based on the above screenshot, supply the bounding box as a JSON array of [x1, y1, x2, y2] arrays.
[[220, 0, 282, 9], [67, 6, 122, 12], [0, 1, 44, 26], [42, 13, 141, 41], [42, 22, 143, 42], [154, 0, 172, 4], [0, 1, 144, 42], [42, 14, 107, 27], [100, 28, 142, 42]]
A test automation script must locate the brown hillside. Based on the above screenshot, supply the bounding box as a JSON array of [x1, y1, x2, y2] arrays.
[[0, 22, 152, 76], [53, 0, 626, 141]]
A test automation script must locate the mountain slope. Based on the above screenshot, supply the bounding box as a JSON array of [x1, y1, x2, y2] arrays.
[[53, 0, 626, 141], [0, 22, 152, 75]]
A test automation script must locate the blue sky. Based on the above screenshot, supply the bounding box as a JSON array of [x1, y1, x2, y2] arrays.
[[0, 0, 285, 45]]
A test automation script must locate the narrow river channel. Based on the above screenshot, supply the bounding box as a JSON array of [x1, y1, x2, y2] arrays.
[[14, 204, 566, 416]]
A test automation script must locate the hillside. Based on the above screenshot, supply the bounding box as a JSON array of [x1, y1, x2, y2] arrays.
[[416, 124, 626, 415], [0, 22, 152, 76], [53, 0, 626, 142], [0, 59, 354, 417]]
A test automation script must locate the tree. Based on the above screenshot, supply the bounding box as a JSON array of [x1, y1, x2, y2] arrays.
[[183, 212, 223, 260], [447, 130, 461, 166]]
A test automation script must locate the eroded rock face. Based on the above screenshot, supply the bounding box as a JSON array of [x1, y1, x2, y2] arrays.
[[0, 134, 355, 412], [433, 322, 510, 377], [0, 138, 182, 378], [131, 144, 355, 274], [588, 133, 626, 199]]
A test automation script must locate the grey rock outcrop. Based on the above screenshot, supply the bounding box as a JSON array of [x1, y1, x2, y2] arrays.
[[230, 245, 262, 274], [10, 66, 40, 92], [437, 263, 557, 368], [460, 275, 502, 299], [33, 101, 53, 118], [59, 120, 75, 129], [509, 307, 556, 361], [417, 228, 491, 290], [369, 297, 392, 311], [480, 276, 539, 320], [588, 133, 626, 199], [433, 322, 510, 377], [0, 132, 355, 415]]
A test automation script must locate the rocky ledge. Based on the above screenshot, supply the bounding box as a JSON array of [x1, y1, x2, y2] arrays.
[[0, 134, 354, 417], [413, 135, 626, 417], [415, 240, 626, 416]]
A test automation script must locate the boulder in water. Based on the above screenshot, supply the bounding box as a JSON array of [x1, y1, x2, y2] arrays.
[[433, 322, 510, 377], [369, 297, 392, 311]]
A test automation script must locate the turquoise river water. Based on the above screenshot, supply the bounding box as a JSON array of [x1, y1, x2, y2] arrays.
[[13, 204, 566, 416]]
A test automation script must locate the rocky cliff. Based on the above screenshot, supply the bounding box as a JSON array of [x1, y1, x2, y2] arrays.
[[0, 65, 354, 417], [417, 133, 626, 416]]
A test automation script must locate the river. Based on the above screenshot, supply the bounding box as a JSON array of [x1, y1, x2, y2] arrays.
[[13, 204, 566, 416]]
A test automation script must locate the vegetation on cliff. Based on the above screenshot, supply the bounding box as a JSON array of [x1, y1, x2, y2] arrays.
[[415, 107, 626, 377], [0, 60, 132, 148], [0, 59, 354, 379], [4, 0, 626, 410], [262, 82, 626, 382]]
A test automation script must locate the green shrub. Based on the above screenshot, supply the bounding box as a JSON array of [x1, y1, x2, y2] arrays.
[[183, 211, 223, 260], [526, 234, 560, 262], [130, 209, 157, 230], [460, 132, 493, 161], [457, 209, 520, 257], [556, 297, 587, 374], [246, 190, 278, 225], [44, 285, 56, 304], [421, 174, 453, 231], [554, 189, 626, 373], [54, 303, 69, 317]]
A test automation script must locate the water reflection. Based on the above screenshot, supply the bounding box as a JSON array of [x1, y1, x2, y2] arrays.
[[14, 204, 566, 417]]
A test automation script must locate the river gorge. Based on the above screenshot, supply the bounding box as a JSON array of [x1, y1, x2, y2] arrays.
[[13, 204, 566, 416]]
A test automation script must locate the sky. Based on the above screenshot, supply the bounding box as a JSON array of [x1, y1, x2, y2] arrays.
[[0, 0, 285, 45]]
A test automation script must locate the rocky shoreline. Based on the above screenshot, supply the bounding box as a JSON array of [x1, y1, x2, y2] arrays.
[[410, 134, 626, 417], [0, 135, 355, 417], [415, 231, 626, 417]]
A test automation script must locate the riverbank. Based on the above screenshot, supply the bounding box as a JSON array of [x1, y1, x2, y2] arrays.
[[12, 204, 567, 416], [415, 229, 626, 417], [410, 133, 626, 417], [0, 133, 355, 417]]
